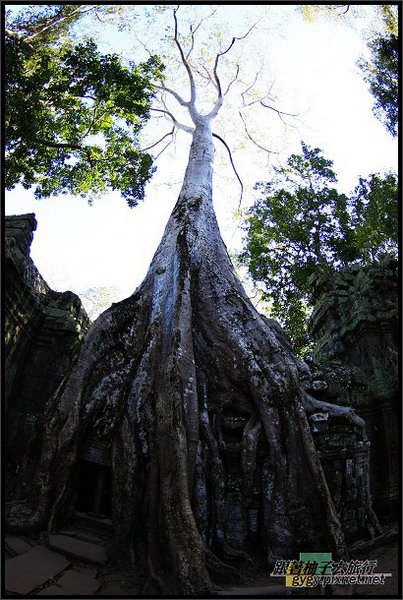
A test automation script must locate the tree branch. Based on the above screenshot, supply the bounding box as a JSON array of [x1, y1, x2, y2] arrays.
[[190, 62, 215, 86], [213, 24, 256, 97], [212, 133, 244, 208], [223, 64, 240, 96], [208, 23, 256, 119], [238, 111, 278, 160], [154, 136, 175, 160], [302, 392, 366, 429], [34, 137, 101, 168], [141, 127, 175, 152], [173, 6, 198, 119], [185, 9, 217, 60], [23, 6, 93, 42], [260, 101, 297, 126], [240, 70, 261, 105], [34, 138, 83, 151], [78, 102, 103, 143], [154, 85, 189, 109], [150, 108, 193, 134]]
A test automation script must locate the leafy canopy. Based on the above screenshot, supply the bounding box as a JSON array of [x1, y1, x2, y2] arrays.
[[5, 4, 164, 206], [239, 142, 398, 354], [358, 5, 398, 137]]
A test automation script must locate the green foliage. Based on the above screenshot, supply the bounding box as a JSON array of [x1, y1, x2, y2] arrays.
[[5, 5, 164, 206], [239, 142, 398, 355], [358, 7, 398, 137], [300, 4, 350, 23], [380, 4, 398, 36], [350, 172, 398, 261], [311, 257, 398, 370]]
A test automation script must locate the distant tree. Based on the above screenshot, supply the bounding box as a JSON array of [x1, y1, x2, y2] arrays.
[[5, 4, 163, 206], [357, 3, 398, 137], [301, 4, 398, 137], [358, 15, 398, 137], [239, 142, 397, 353], [350, 172, 398, 261]]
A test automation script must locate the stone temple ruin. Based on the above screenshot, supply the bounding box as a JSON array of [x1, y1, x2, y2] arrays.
[[4, 213, 398, 566], [307, 261, 398, 518]]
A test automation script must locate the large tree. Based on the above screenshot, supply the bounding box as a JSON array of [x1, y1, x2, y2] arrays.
[[6, 8, 377, 595], [5, 4, 162, 206], [238, 143, 398, 353]]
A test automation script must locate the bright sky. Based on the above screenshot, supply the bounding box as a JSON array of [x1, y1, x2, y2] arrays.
[[5, 5, 398, 317]]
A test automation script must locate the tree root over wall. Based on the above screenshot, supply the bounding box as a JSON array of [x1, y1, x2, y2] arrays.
[[6, 190, 376, 595]]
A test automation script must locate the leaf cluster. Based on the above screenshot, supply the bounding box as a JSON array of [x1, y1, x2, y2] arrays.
[[5, 5, 165, 206], [358, 6, 398, 137], [239, 142, 398, 355]]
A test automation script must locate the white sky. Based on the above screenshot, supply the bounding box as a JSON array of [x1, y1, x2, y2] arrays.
[[4, 5, 398, 316]]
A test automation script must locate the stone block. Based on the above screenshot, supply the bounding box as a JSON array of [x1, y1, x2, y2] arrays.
[[48, 534, 107, 564], [5, 546, 69, 595], [5, 536, 32, 556], [59, 529, 104, 545], [37, 585, 66, 595], [99, 584, 129, 595], [57, 569, 101, 595], [74, 565, 99, 578]]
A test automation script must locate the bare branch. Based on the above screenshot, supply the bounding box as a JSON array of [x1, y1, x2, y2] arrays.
[[95, 11, 106, 23], [212, 24, 256, 98], [212, 133, 244, 208], [186, 24, 196, 60], [223, 64, 240, 96], [150, 108, 194, 134], [154, 136, 175, 160], [173, 7, 197, 111], [154, 84, 189, 109], [208, 23, 257, 119], [186, 9, 217, 60], [141, 127, 175, 152], [240, 71, 261, 105], [334, 4, 350, 14], [240, 71, 276, 110], [260, 101, 297, 119], [190, 62, 215, 87], [132, 33, 155, 59], [238, 111, 278, 161]]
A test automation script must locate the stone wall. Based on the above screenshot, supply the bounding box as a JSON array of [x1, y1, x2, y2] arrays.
[[271, 316, 380, 540], [5, 214, 90, 482], [307, 260, 398, 514], [297, 357, 376, 541]]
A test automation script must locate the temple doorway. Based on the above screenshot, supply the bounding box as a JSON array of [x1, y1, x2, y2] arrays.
[[75, 459, 112, 519]]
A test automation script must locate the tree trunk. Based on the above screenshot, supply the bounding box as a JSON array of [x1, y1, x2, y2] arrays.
[[7, 120, 350, 594]]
